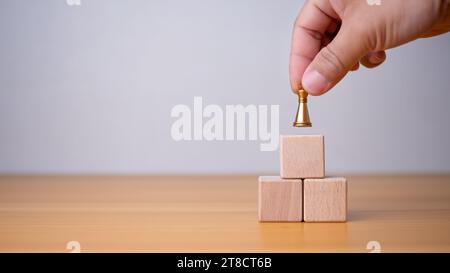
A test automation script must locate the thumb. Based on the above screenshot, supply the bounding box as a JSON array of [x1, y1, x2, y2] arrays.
[[302, 23, 368, 95]]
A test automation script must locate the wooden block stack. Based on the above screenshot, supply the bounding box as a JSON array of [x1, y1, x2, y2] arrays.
[[258, 135, 347, 222]]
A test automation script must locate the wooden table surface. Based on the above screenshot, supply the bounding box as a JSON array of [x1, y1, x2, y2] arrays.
[[0, 175, 449, 253]]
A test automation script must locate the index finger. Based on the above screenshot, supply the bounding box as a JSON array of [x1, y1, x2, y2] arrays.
[[289, 0, 340, 92]]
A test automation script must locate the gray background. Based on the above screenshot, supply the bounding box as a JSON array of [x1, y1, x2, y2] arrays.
[[0, 0, 449, 175]]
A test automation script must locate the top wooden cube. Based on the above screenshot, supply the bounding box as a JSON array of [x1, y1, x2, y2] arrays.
[[280, 135, 325, 179]]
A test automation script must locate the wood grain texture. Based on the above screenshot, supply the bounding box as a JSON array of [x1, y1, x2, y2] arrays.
[[304, 177, 347, 222], [258, 176, 302, 222], [0, 175, 450, 252], [280, 135, 324, 179]]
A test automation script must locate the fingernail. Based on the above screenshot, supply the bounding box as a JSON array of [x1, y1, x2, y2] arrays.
[[302, 69, 330, 95]]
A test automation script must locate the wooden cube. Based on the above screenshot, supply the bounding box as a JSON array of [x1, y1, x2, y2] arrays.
[[280, 135, 325, 179], [303, 177, 347, 222], [258, 176, 303, 222]]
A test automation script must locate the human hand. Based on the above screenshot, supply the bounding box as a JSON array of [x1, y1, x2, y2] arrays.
[[289, 0, 450, 95]]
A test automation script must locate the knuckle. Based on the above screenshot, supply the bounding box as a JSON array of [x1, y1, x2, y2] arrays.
[[318, 45, 346, 75]]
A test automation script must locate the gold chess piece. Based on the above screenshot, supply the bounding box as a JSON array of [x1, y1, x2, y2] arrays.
[[293, 88, 312, 127]]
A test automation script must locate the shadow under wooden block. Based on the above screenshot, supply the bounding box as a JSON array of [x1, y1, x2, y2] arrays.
[[280, 135, 324, 179], [304, 177, 347, 222], [258, 176, 303, 222]]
